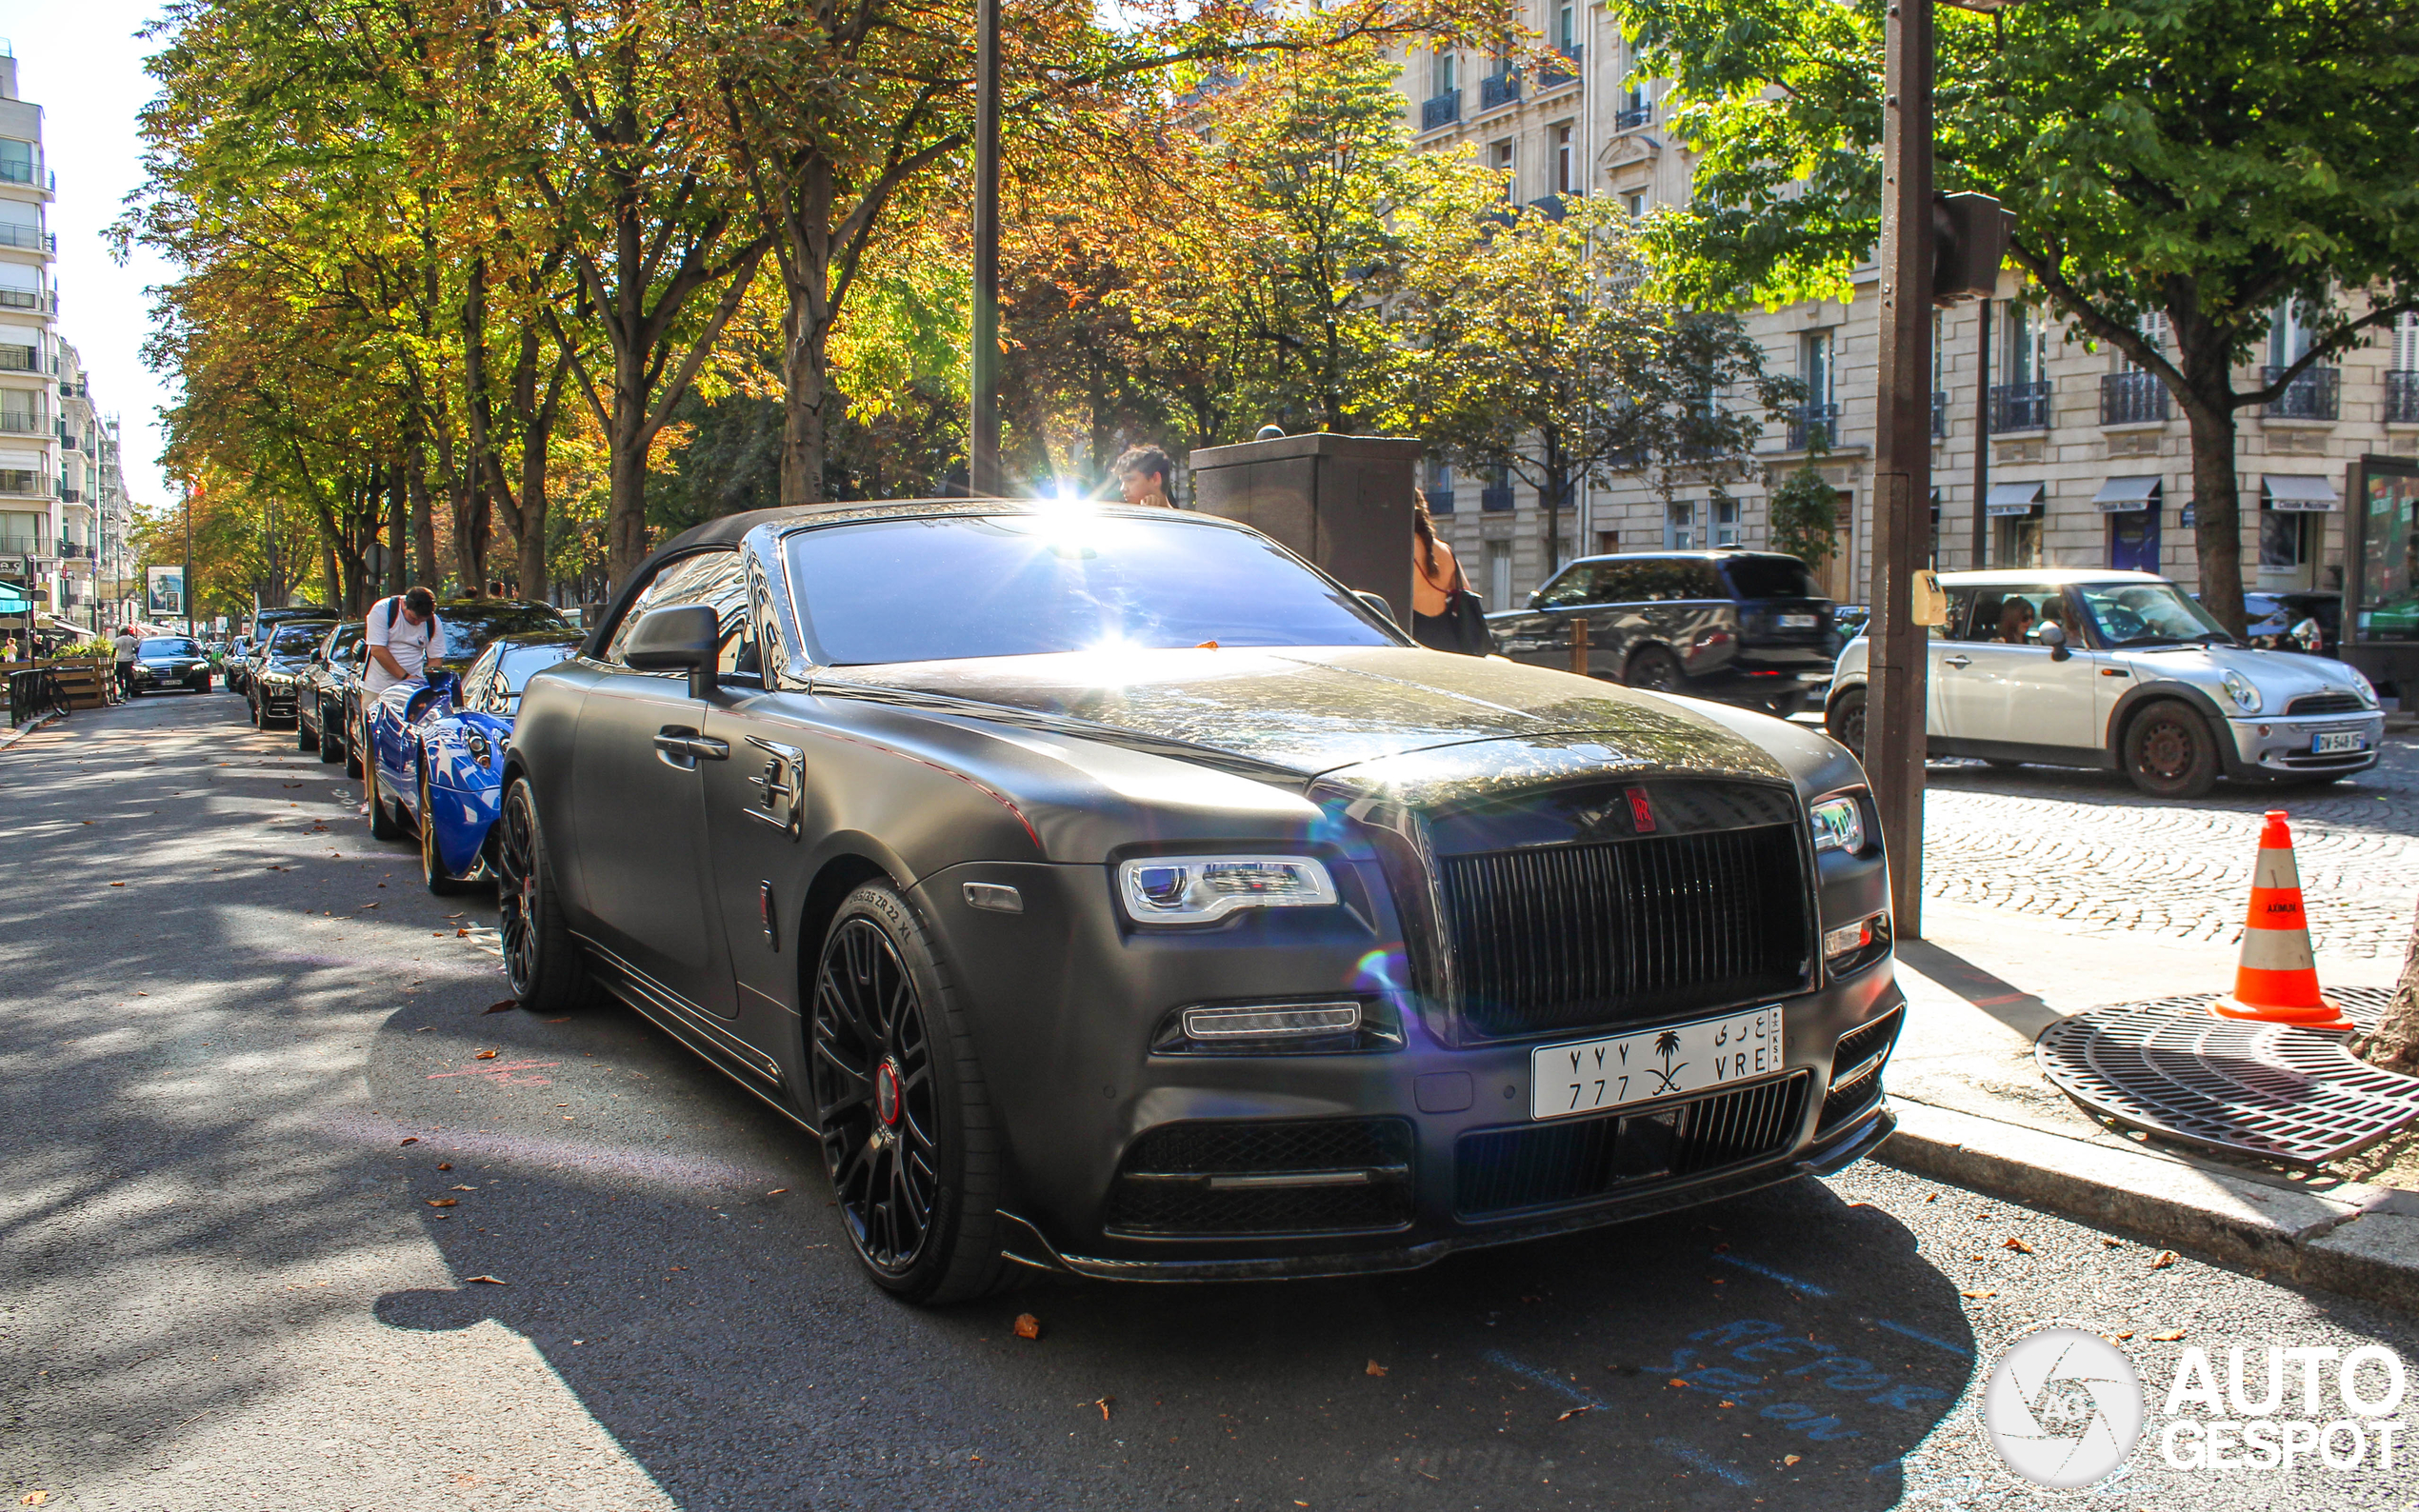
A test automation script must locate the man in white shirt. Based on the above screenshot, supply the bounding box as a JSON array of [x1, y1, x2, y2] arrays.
[[111, 626, 139, 696], [364, 587, 447, 696]]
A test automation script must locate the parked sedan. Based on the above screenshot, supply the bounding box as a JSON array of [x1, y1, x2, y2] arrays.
[[1488, 550, 1837, 716], [343, 599, 572, 784], [497, 501, 1902, 1303], [298, 623, 368, 768], [127, 636, 212, 695], [1826, 569, 2386, 797], [362, 630, 581, 892], [245, 620, 337, 728]]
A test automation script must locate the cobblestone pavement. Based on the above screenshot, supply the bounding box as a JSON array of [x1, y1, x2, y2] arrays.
[[1919, 729, 2419, 957]]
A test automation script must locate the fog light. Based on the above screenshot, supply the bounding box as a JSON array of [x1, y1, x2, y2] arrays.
[[1824, 915, 1883, 960], [1182, 1003, 1361, 1040]]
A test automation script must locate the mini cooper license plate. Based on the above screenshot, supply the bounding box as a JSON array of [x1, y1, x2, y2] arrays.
[[1779, 613, 1818, 628], [2312, 730, 2366, 755], [1530, 1007, 1787, 1121]]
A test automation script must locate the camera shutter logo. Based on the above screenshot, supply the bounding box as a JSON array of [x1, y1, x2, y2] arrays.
[[1984, 1327, 2143, 1487]]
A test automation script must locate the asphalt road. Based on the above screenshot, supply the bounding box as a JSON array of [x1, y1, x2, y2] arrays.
[[4, 691, 2415, 1512]]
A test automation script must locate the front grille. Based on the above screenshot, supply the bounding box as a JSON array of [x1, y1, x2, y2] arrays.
[[1455, 1073, 1809, 1216], [1440, 824, 1810, 1040], [2286, 692, 2367, 716], [1819, 1009, 1901, 1132], [1105, 1118, 1414, 1236]]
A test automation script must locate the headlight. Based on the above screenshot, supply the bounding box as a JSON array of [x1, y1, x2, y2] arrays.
[[2347, 667, 2381, 709], [2220, 669, 2262, 714], [465, 732, 493, 768], [1809, 794, 1866, 854], [1116, 854, 1337, 925]]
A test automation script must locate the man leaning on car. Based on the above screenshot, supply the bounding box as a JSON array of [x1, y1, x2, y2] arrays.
[[364, 586, 446, 695]]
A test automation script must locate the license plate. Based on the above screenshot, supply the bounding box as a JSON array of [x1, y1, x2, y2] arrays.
[[2312, 730, 2365, 754], [1530, 1006, 1788, 1121], [1779, 613, 1818, 629]]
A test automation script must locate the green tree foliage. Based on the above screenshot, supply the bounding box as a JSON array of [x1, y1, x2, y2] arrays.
[[1765, 464, 1841, 570], [1618, 0, 2419, 630]]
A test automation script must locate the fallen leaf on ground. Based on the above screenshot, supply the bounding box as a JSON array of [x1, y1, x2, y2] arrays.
[[427, 1199, 457, 1207], [2111, 1331, 2135, 1341], [474, 1049, 498, 1060], [1784, 1455, 1801, 1467], [1718, 1399, 1736, 1408], [1669, 1378, 1687, 1388], [109, 881, 125, 887], [1961, 1290, 1997, 1300], [2149, 1328, 2187, 1342], [2101, 1237, 2124, 1248], [2149, 1250, 2178, 1269], [23, 1491, 50, 1505], [483, 1000, 518, 1015], [767, 1189, 788, 1196], [1013, 1313, 1043, 1340], [450, 1185, 475, 1191], [1366, 1361, 1388, 1377], [1556, 1403, 1595, 1422], [399, 1137, 418, 1145], [1092, 1398, 1113, 1420], [2003, 1238, 2033, 1254], [464, 1275, 507, 1284], [456, 928, 470, 937], [436, 1163, 451, 1171]]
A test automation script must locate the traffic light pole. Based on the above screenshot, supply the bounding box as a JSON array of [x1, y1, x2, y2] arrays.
[[1868, 0, 1934, 939]]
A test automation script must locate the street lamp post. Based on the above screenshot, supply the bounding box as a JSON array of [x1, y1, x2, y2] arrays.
[[183, 484, 194, 638], [1866, 0, 1936, 939], [967, 0, 1002, 498]]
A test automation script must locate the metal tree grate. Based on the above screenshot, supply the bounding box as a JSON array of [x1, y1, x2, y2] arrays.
[[2034, 987, 2419, 1167]]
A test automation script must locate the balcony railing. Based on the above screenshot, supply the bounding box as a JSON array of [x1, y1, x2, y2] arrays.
[[2100, 370, 2170, 426], [1614, 102, 1652, 130], [1786, 402, 1840, 451], [59, 487, 82, 504], [1931, 389, 1949, 439], [1420, 90, 1461, 131], [1989, 380, 2051, 432], [57, 541, 84, 558], [1539, 45, 1582, 89], [2263, 364, 2339, 421], [2389, 370, 2419, 425], [1426, 489, 1455, 514], [0, 289, 38, 310], [0, 161, 33, 186], [1480, 485, 1515, 512], [1480, 71, 1521, 110], [0, 414, 40, 435], [0, 224, 46, 252]]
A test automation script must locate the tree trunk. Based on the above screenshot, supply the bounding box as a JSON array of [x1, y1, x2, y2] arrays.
[[2355, 900, 2419, 1076], [606, 330, 651, 587], [386, 462, 408, 597], [409, 447, 436, 590], [2180, 384, 2249, 638], [777, 205, 834, 507]]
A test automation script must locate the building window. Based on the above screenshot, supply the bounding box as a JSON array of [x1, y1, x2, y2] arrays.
[[0, 138, 31, 186], [1430, 50, 1457, 97], [1624, 190, 1649, 221], [1665, 500, 1698, 549], [2268, 301, 2316, 368], [1491, 139, 1515, 197], [1486, 540, 1513, 607], [1557, 1, 1577, 51], [1554, 125, 1574, 195], [1792, 330, 1837, 449], [1595, 529, 1619, 556], [1712, 499, 1741, 547], [1992, 303, 2052, 431], [1423, 457, 1455, 514]]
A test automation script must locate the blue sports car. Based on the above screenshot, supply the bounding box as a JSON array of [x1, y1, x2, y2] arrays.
[[365, 630, 582, 893]]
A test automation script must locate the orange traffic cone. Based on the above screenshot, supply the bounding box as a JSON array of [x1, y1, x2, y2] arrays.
[[2210, 810, 2353, 1032]]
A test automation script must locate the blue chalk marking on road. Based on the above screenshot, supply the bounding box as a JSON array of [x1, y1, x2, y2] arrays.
[[1710, 1251, 1833, 1297], [1484, 1351, 1756, 1486], [1652, 1437, 1754, 1487], [1875, 1318, 1972, 1358]]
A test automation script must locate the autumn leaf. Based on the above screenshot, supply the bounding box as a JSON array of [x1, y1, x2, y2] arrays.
[[2003, 1238, 2033, 1254], [2111, 1331, 2135, 1341], [1669, 1378, 1687, 1388], [23, 1492, 50, 1505], [399, 1137, 418, 1145], [483, 1000, 518, 1014], [1556, 1403, 1596, 1422], [1783, 1454, 1801, 1467], [2150, 1328, 2187, 1342], [427, 1198, 457, 1207], [767, 1189, 788, 1196], [474, 1049, 498, 1060], [1961, 1290, 1997, 1299], [436, 1163, 451, 1170], [464, 1275, 507, 1284], [2150, 1250, 2178, 1269], [1366, 1361, 1388, 1377], [450, 1184, 475, 1191], [1093, 1397, 1113, 1420], [1014, 1313, 1042, 1341], [2101, 1237, 2124, 1247]]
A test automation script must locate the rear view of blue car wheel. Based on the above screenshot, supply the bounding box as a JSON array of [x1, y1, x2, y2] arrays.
[[498, 778, 585, 1013], [420, 767, 480, 896]]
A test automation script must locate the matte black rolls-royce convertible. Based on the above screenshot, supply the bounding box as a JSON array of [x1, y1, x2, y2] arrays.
[[501, 502, 1903, 1303]]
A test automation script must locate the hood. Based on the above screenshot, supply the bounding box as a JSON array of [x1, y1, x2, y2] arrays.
[[815, 646, 1793, 798], [2117, 643, 2374, 706]]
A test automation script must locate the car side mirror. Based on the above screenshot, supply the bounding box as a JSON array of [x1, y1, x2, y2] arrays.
[[2037, 621, 2070, 661], [623, 605, 719, 699], [1353, 589, 1399, 627]]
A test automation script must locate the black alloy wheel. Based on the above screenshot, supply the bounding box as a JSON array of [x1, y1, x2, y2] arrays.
[[419, 766, 478, 895], [2123, 701, 2219, 799], [496, 777, 584, 1013], [1827, 686, 1868, 761], [811, 885, 1006, 1304], [1625, 645, 1687, 692]]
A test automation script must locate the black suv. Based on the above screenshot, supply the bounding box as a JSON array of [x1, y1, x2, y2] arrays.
[[1488, 550, 1836, 715]]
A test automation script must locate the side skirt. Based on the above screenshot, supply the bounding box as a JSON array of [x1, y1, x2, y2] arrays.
[[573, 934, 817, 1137]]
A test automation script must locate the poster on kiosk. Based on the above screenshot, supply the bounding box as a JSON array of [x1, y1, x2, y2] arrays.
[[146, 566, 186, 620]]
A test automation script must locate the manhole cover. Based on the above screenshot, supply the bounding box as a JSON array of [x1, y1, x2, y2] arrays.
[[2034, 988, 2419, 1167]]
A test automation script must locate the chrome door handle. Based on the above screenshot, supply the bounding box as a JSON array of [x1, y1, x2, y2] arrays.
[[687, 737, 730, 761], [652, 728, 729, 767], [1942, 655, 1971, 668]]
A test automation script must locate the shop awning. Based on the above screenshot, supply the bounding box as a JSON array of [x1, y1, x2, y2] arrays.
[[2093, 475, 2164, 512], [2262, 474, 2339, 512], [0, 584, 28, 615], [1986, 481, 2044, 516]]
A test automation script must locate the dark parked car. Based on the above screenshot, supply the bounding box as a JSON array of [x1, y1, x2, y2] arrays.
[[127, 636, 212, 695], [2242, 591, 2341, 656], [499, 502, 1902, 1303], [245, 619, 336, 727], [299, 623, 368, 768], [343, 599, 573, 776], [1488, 550, 1838, 715]]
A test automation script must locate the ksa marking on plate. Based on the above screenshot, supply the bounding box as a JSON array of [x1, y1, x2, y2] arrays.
[[1530, 1006, 1786, 1121]]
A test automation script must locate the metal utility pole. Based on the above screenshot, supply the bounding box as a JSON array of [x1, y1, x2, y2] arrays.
[[1971, 296, 1990, 570], [967, 0, 1002, 498], [1867, 0, 1935, 939], [183, 485, 194, 638]]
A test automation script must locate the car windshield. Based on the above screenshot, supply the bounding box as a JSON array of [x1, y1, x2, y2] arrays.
[[495, 638, 579, 693], [443, 606, 570, 657], [269, 625, 330, 652], [2072, 582, 2235, 647], [1719, 556, 1821, 600], [139, 638, 198, 656], [783, 512, 1396, 666]]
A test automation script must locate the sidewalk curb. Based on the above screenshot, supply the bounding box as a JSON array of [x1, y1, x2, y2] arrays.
[[0, 709, 62, 752], [1874, 1099, 2419, 1313]]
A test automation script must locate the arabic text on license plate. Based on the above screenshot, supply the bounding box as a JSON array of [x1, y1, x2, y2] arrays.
[[1779, 613, 1818, 628], [2312, 730, 2365, 755], [1531, 1007, 1787, 1121]]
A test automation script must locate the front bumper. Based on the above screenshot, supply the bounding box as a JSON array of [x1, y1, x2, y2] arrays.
[[255, 680, 301, 715], [2220, 710, 2386, 778]]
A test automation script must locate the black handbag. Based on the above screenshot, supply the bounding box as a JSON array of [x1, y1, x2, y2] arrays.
[[1442, 586, 1493, 655]]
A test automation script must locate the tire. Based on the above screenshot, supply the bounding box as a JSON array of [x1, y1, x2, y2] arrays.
[[317, 704, 343, 763], [497, 777, 586, 1014], [297, 710, 319, 751], [1624, 645, 1687, 693], [2122, 700, 2220, 799], [366, 758, 405, 840], [1827, 686, 1868, 761], [420, 766, 479, 895], [249, 692, 265, 728], [345, 709, 364, 779], [811, 883, 1007, 1305]]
